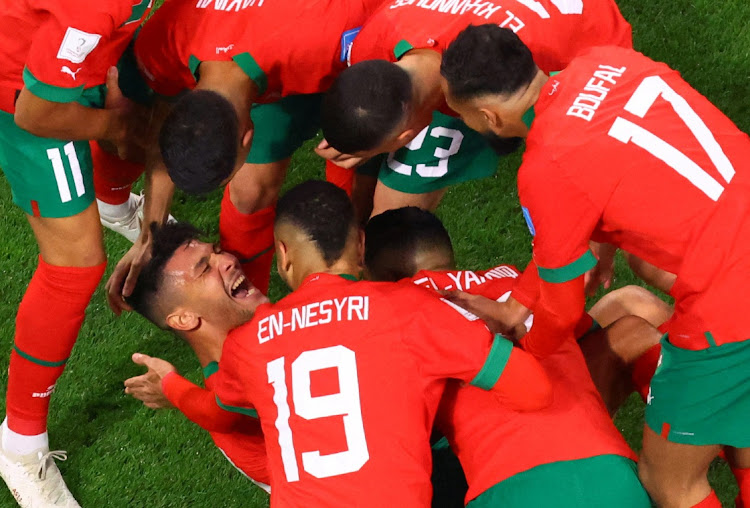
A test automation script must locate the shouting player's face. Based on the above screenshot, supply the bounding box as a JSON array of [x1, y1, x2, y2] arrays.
[[162, 240, 269, 331]]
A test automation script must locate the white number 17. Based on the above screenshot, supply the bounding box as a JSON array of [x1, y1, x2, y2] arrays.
[[608, 75, 735, 201]]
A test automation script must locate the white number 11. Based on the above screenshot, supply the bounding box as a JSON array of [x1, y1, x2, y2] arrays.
[[608, 75, 735, 201]]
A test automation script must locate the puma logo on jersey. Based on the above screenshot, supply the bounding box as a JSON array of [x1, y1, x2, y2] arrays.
[[32, 385, 56, 398], [216, 44, 234, 54], [548, 80, 560, 95], [566, 64, 627, 122], [60, 66, 82, 80]]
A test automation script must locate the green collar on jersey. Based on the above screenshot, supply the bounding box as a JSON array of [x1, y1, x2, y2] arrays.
[[522, 107, 535, 130], [393, 39, 414, 60], [338, 273, 359, 282], [203, 361, 219, 380]]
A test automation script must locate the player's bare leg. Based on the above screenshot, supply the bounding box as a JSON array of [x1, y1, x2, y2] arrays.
[[1, 202, 106, 507], [351, 174, 376, 224], [639, 428, 721, 508], [371, 181, 446, 217], [589, 285, 673, 328], [579, 315, 662, 415], [220, 160, 288, 293]]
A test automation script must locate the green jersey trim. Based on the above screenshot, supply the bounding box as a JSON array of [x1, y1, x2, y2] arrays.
[[215, 395, 259, 419], [338, 274, 358, 281], [393, 40, 414, 60], [522, 107, 535, 130], [233, 53, 268, 96], [23, 67, 83, 104], [203, 361, 219, 379], [470, 335, 513, 390], [188, 55, 201, 81], [120, 0, 151, 27], [14, 346, 67, 368], [537, 250, 597, 284]]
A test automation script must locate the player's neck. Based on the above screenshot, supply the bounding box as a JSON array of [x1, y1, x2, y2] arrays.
[[398, 50, 444, 115], [197, 61, 258, 113], [182, 328, 226, 368]]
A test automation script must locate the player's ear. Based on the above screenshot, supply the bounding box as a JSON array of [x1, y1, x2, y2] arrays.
[[480, 107, 502, 135], [356, 228, 366, 269], [275, 238, 292, 274], [240, 124, 254, 149], [166, 309, 200, 332]]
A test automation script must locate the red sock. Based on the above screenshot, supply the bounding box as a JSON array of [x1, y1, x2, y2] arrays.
[[732, 467, 750, 507], [631, 343, 661, 402], [325, 160, 354, 196], [692, 490, 721, 508], [219, 189, 275, 294], [6, 257, 106, 435], [91, 142, 144, 205]]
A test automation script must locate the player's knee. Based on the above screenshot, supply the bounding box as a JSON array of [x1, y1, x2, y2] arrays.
[[229, 161, 288, 213]]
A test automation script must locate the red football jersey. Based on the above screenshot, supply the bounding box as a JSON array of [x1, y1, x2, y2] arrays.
[[351, 0, 632, 73], [409, 269, 634, 502], [212, 273, 513, 507], [0, 0, 152, 112], [134, 0, 380, 101], [205, 367, 271, 487], [519, 46, 750, 347]]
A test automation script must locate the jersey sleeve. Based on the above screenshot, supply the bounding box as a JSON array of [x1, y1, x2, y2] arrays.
[[161, 370, 248, 433], [518, 157, 599, 283], [23, 5, 117, 102], [510, 261, 541, 309]]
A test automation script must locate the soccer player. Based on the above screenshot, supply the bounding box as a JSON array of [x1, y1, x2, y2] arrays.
[[120, 223, 271, 491], [316, 0, 632, 217], [0, 1, 152, 505], [362, 207, 656, 507], [106, 0, 381, 313], [364, 206, 670, 414], [440, 24, 750, 508]]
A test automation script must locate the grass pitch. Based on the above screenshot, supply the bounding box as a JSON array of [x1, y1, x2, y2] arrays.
[[0, 0, 749, 506]]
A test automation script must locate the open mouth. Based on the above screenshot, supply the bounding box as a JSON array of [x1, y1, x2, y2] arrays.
[[230, 275, 252, 299]]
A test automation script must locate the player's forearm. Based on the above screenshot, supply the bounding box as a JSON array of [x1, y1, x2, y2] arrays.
[[14, 89, 121, 141], [162, 372, 243, 433], [520, 277, 585, 357]]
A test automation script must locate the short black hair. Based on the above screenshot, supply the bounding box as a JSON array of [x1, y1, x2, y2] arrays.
[[440, 24, 537, 101], [321, 60, 412, 154], [125, 222, 204, 329], [364, 207, 454, 282], [275, 180, 356, 266], [160, 90, 239, 195]]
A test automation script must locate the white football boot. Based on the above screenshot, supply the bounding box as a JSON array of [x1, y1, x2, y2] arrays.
[[0, 433, 80, 507], [99, 192, 176, 243]]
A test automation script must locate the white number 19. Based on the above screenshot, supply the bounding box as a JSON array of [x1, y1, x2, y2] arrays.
[[608, 75, 735, 201], [267, 345, 370, 482]]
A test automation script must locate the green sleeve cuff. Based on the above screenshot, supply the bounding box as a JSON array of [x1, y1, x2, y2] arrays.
[[232, 52, 268, 96], [202, 361, 219, 379], [215, 395, 259, 419], [470, 335, 513, 390], [537, 250, 597, 283], [23, 67, 84, 103], [393, 39, 414, 60]]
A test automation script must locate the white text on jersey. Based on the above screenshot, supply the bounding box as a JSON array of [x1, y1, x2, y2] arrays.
[[196, 0, 264, 11], [390, 0, 506, 21], [413, 266, 518, 292], [257, 296, 370, 343], [566, 65, 627, 122]]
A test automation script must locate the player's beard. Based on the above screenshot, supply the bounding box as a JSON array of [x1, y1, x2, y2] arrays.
[[483, 132, 524, 156]]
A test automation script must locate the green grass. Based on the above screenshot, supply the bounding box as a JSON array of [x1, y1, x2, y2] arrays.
[[1, 1, 749, 505]]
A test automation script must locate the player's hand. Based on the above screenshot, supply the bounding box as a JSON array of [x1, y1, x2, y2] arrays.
[[440, 291, 518, 338], [124, 353, 177, 410], [314, 139, 366, 169], [584, 242, 615, 296], [106, 233, 153, 315]]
